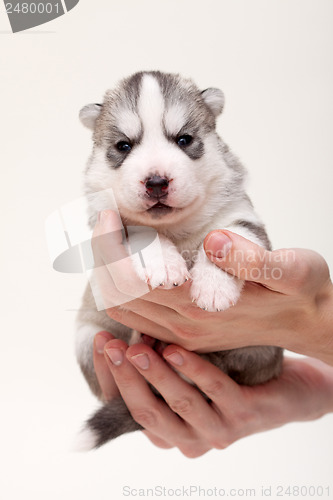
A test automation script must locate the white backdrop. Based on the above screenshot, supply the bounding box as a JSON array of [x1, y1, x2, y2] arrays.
[[1, 1, 332, 499]]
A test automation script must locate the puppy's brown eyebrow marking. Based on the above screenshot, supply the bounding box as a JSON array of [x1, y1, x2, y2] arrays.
[[108, 124, 143, 145], [163, 117, 199, 142], [177, 119, 199, 135]]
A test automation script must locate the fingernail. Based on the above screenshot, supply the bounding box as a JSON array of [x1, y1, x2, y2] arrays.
[[106, 348, 124, 366], [165, 351, 184, 366], [95, 334, 109, 354], [205, 232, 232, 259], [131, 353, 150, 370]]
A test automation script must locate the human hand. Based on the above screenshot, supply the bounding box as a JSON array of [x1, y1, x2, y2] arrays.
[[93, 331, 333, 457], [92, 210, 333, 365]]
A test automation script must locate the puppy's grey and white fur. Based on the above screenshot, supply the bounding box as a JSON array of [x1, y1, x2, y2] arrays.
[[75, 71, 282, 450]]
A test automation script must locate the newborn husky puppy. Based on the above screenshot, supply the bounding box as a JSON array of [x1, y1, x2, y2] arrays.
[[76, 71, 283, 449]]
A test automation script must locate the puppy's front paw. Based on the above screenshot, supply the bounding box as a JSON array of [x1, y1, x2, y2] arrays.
[[131, 239, 189, 289], [190, 261, 243, 312]]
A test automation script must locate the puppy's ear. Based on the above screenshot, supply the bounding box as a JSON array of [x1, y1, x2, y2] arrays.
[[201, 88, 224, 117], [79, 103, 103, 130]]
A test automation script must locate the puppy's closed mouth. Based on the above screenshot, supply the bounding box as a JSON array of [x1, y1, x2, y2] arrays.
[[147, 202, 174, 215]]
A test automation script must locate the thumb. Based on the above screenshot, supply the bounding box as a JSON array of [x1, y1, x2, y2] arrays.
[[203, 230, 297, 292]]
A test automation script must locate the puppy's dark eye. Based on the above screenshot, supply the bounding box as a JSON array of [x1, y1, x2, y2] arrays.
[[176, 135, 193, 147], [116, 141, 132, 152]]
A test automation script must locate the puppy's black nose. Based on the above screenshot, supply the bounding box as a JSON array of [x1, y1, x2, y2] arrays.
[[145, 175, 169, 198]]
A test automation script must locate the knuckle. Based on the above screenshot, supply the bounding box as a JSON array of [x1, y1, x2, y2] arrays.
[[154, 372, 172, 388], [116, 373, 137, 390], [168, 397, 194, 415], [274, 249, 323, 294], [230, 409, 257, 436], [240, 409, 256, 424], [166, 324, 198, 350], [187, 363, 211, 384], [188, 356, 222, 383], [291, 260, 312, 290], [201, 379, 226, 399], [177, 304, 205, 321], [106, 307, 122, 320], [131, 406, 160, 429], [168, 322, 192, 339]]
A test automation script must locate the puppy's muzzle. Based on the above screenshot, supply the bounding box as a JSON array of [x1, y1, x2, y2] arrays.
[[145, 175, 169, 199]]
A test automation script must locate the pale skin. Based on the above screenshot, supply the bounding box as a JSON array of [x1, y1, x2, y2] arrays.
[[91, 210, 333, 457]]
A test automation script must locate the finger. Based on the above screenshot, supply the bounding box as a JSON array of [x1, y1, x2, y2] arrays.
[[92, 209, 124, 262], [93, 331, 120, 401], [162, 350, 333, 444], [204, 230, 308, 294], [90, 210, 136, 307], [162, 345, 263, 448], [106, 307, 178, 343], [103, 339, 197, 446], [109, 282, 210, 329], [142, 430, 174, 449], [143, 429, 209, 458], [91, 210, 149, 306], [126, 344, 223, 447], [137, 281, 215, 321], [138, 280, 193, 308], [91, 263, 138, 310], [162, 345, 244, 419]]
